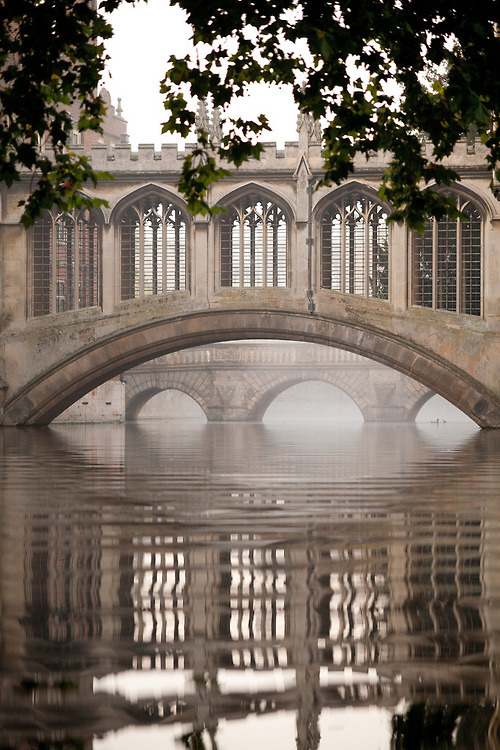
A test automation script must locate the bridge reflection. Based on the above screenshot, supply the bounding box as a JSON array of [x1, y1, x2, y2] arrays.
[[0, 424, 498, 746]]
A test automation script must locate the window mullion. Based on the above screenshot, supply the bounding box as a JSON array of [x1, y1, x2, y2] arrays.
[[139, 220, 145, 298], [456, 217, 462, 314], [239, 211, 244, 288], [50, 215, 57, 314], [340, 208, 346, 294], [432, 218, 438, 310], [74, 216, 80, 310], [365, 210, 370, 298], [263, 215, 268, 288], [162, 216, 168, 294]]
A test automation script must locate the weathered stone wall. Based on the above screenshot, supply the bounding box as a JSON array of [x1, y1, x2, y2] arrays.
[[0, 127, 499, 426]]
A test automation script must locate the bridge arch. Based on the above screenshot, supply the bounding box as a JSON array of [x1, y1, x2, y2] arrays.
[[125, 385, 208, 421], [3, 309, 499, 427], [124, 372, 211, 421], [247, 375, 367, 422]]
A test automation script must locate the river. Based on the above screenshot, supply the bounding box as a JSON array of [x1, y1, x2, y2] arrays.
[[0, 421, 499, 749]]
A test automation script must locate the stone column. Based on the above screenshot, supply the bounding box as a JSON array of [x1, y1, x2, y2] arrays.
[[2, 223, 27, 328], [389, 220, 408, 312], [485, 216, 500, 331], [294, 161, 311, 297], [101, 221, 117, 313], [295, 112, 322, 306], [192, 214, 210, 302]]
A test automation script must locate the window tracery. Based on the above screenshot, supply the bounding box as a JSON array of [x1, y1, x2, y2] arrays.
[[31, 207, 101, 317], [411, 194, 482, 316], [320, 192, 389, 299], [120, 194, 187, 300], [220, 193, 288, 288]]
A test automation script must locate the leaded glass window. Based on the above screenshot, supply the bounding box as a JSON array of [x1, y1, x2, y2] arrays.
[[220, 194, 288, 287], [321, 192, 389, 299], [120, 195, 187, 301], [31, 208, 101, 317], [411, 195, 482, 316]]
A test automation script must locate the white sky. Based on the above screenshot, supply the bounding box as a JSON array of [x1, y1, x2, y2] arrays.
[[103, 0, 300, 148]]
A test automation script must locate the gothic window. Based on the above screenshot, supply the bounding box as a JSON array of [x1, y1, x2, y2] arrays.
[[411, 194, 482, 316], [119, 194, 187, 301], [320, 192, 389, 299], [220, 193, 288, 287], [31, 207, 101, 317]]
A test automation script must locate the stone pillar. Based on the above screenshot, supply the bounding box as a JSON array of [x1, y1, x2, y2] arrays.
[[101, 221, 117, 313], [295, 112, 321, 305], [390, 220, 408, 312], [485, 217, 500, 331], [192, 214, 210, 301], [294, 160, 311, 297], [203, 370, 255, 421], [2, 223, 27, 328]]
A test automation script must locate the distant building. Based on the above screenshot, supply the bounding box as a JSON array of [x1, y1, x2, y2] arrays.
[[64, 87, 129, 149]]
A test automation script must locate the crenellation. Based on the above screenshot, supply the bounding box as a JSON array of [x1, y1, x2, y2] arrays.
[[113, 144, 132, 160]]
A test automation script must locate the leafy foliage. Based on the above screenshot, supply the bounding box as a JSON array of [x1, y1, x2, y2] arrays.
[[1, 1, 499, 228], [160, 0, 500, 229], [0, 0, 124, 225]]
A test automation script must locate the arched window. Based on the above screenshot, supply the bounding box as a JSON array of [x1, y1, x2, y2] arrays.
[[411, 194, 482, 316], [119, 194, 187, 300], [31, 207, 101, 317], [321, 191, 389, 299], [220, 193, 288, 287]]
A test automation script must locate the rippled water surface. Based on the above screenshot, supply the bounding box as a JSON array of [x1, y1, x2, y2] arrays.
[[0, 421, 499, 749]]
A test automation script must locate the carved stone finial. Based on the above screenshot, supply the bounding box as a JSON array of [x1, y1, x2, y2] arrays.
[[297, 111, 322, 145], [195, 99, 210, 135], [211, 106, 223, 144], [116, 97, 123, 117], [466, 122, 478, 155]]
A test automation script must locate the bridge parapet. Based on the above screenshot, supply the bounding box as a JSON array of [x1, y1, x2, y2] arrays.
[[129, 341, 371, 370]]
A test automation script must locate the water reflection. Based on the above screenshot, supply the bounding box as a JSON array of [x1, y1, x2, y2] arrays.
[[0, 423, 499, 748]]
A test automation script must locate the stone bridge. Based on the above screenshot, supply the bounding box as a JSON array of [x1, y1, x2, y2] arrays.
[[122, 342, 432, 422], [0, 118, 499, 427]]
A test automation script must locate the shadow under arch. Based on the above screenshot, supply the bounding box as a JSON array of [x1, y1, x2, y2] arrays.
[[248, 376, 366, 422], [125, 385, 208, 422], [3, 309, 499, 427]]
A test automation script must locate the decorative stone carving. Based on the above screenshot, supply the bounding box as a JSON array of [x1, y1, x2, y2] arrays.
[[195, 99, 210, 136], [297, 111, 322, 144], [210, 106, 223, 144]]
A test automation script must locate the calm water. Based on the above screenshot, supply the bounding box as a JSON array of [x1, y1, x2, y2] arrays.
[[0, 421, 499, 749]]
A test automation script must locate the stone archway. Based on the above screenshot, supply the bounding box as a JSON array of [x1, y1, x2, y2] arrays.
[[3, 310, 500, 427]]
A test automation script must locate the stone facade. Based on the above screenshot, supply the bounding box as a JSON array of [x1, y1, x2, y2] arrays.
[[0, 103, 499, 426]]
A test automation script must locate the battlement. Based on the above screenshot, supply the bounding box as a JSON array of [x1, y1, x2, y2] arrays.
[[54, 140, 312, 173], [41, 135, 491, 175]]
